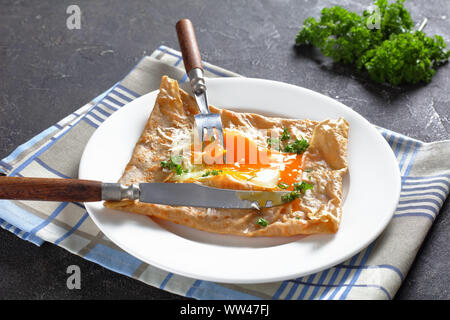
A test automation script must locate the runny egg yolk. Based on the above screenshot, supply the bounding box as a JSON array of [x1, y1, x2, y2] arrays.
[[190, 130, 304, 190]]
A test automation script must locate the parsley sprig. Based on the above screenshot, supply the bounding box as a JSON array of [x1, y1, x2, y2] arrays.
[[277, 182, 290, 189], [281, 191, 300, 202], [281, 128, 291, 141], [280, 181, 314, 203], [295, 0, 450, 85], [256, 217, 269, 227], [160, 155, 188, 175], [283, 138, 310, 154], [268, 127, 310, 154], [293, 181, 314, 193], [202, 169, 223, 177]]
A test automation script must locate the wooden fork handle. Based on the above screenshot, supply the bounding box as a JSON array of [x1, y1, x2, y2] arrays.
[[0, 176, 102, 202], [176, 18, 203, 73]]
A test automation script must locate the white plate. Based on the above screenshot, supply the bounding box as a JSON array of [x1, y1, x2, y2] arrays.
[[79, 78, 401, 284]]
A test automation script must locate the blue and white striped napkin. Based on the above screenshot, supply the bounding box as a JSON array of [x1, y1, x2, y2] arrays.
[[1, 46, 449, 300]]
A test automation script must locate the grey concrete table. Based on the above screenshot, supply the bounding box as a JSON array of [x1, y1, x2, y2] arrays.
[[0, 0, 448, 299]]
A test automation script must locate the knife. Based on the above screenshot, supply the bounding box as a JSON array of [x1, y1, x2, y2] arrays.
[[0, 177, 291, 209]]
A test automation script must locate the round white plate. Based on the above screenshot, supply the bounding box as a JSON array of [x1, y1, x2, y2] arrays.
[[79, 78, 401, 284]]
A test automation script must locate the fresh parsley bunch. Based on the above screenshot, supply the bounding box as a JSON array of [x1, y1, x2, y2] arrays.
[[359, 31, 450, 85], [295, 0, 450, 85]]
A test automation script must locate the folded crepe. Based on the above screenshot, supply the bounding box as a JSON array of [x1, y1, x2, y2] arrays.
[[105, 76, 349, 237]]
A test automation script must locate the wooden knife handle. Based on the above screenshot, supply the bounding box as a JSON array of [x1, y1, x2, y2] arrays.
[[176, 18, 203, 73], [0, 176, 102, 202]]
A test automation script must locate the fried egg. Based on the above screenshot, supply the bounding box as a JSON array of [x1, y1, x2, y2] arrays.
[[170, 129, 304, 191]]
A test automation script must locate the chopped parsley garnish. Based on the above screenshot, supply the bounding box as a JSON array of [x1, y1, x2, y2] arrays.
[[281, 181, 314, 203], [281, 191, 300, 202], [277, 182, 290, 189], [175, 166, 184, 175], [202, 169, 223, 177], [283, 138, 310, 154], [256, 217, 269, 227], [293, 181, 314, 193], [281, 128, 291, 141], [270, 127, 309, 155], [268, 128, 291, 149], [160, 155, 186, 175]]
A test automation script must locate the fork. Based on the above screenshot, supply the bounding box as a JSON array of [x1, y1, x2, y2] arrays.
[[176, 19, 225, 157]]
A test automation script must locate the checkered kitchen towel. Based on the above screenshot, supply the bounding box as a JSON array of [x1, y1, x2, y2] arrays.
[[1, 46, 449, 300]]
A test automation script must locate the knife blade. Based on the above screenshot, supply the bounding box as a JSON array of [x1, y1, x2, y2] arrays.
[[102, 182, 291, 209], [137, 183, 290, 209], [0, 177, 291, 209]]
